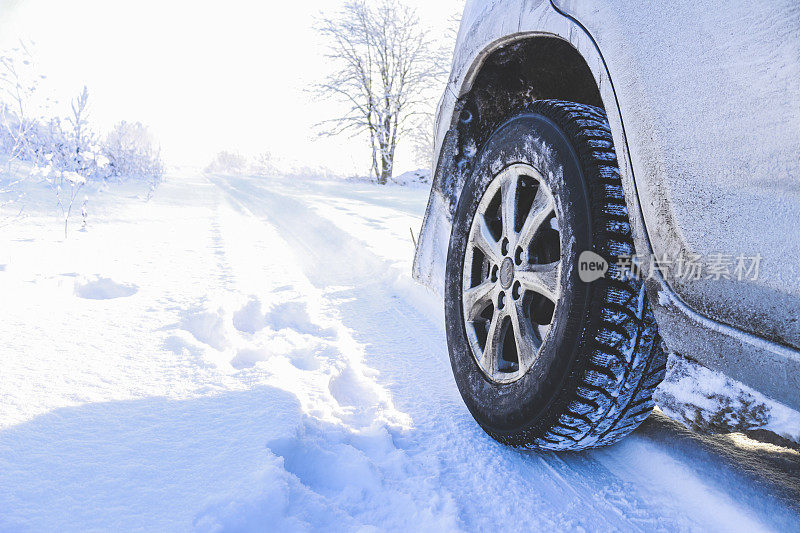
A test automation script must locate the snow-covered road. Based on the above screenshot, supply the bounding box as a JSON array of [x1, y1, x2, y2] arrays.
[[0, 173, 798, 531]]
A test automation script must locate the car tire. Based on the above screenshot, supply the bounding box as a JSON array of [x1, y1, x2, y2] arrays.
[[445, 99, 666, 450]]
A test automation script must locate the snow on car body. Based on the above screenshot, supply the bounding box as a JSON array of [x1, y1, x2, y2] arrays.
[[414, 0, 800, 447]]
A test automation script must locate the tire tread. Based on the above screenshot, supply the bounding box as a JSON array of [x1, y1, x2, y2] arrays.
[[485, 100, 666, 450]]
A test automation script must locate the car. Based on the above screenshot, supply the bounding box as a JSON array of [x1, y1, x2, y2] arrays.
[[413, 0, 800, 450]]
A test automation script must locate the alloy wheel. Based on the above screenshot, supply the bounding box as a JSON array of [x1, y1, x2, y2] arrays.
[[461, 163, 562, 383]]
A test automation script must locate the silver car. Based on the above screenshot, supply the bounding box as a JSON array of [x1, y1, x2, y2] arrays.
[[413, 0, 800, 450]]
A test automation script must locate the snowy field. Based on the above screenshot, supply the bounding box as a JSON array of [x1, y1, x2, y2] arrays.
[[0, 172, 799, 531]]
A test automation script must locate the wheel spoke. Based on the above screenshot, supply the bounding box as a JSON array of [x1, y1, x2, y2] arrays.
[[463, 281, 495, 320], [472, 215, 502, 264], [501, 175, 518, 240], [518, 186, 554, 248], [481, 308, 505, 372], [462, 164, 562, 383], [516, 261, 560, 302], [509, 300, 539, 369]]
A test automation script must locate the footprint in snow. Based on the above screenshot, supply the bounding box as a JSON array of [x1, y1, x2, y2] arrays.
[[233, 296, 336, 339], [230, 347, 271, 369], [232, 296, 268, 334], [229, 334, 327, 371], [266, 301, 337, 339], [163, 333, 204, 359], [288, 344, 328, 371], [74, 276, 138, 300], [179, 302, 230, 351], [266, 419, 390, 494]]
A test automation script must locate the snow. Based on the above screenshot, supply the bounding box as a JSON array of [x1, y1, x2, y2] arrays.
[[61, 170, 86, 184], [390, 168, 431, 187], [0, 170, 798, 531], [343, 168, 431, 188], [657, 289, 671, 307], [655, 353, 800, 443], [74, 275, 138, 299], [412, 189, 451, 296]]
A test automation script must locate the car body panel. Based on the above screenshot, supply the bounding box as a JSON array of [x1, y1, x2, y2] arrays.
[[413, 0, 800, 410], [554, 0, 800, 351]]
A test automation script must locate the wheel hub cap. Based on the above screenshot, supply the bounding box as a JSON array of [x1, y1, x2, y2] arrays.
[[499, 257, 514, 289], [461, 163, 562, 384]]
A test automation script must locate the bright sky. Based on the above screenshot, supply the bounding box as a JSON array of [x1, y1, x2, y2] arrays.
[[0, 0, 461, 174]]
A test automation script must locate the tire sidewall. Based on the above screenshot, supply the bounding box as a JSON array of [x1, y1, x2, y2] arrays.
[[445, 113, 594, 438]]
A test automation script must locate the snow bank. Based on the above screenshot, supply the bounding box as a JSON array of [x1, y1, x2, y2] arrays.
[[341, 168, 432, 188], [391, 168, 431, 187]]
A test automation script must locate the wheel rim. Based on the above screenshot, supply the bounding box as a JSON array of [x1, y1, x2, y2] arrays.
[[462, 163, 562, 384]]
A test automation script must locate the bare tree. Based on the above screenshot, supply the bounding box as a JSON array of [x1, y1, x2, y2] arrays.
[[317, 1, 444, 184]]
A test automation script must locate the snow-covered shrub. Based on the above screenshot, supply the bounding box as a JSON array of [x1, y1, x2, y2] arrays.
[[38, 89, 111, 183], [0, 45, 166, 232], [249, 152, 278, 177], [1, 46, 163, 186], [0, 42, 46, 170], [42, 165, 87, 238], [0, 42, 48, 224], [103, 121, 164, 186], [205, 151, 248, 175], [36, 88, 99, 236]]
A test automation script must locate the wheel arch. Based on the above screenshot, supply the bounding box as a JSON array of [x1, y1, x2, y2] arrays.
[[413, 27, 635, 296], [434, 34, 610, 219], [459, 34, 604, 117]]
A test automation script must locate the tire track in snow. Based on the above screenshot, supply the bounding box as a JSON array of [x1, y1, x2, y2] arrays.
[[211, 175, 755, 531], [192, 177, 464, 530], [242, 175, 800, 528]]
